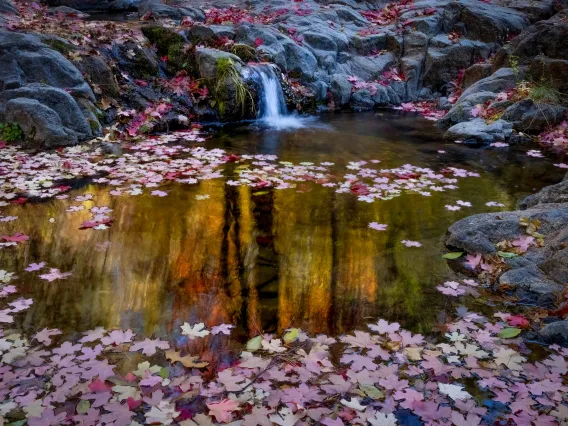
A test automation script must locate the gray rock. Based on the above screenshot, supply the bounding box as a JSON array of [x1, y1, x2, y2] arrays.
[[445, 118, 512, 144], [194, 48, 243, 80], [498, 265, 564, 300], [502, 99, 566, 133], [350, 89, 374, 110], [188, 25, 235, 44], [138, 0, 205, 21], [111, 41, 159, 80], [446, 203, 568, 254], [540, 248, 568, 284], [537, 320, 568, 345], [5, 98, 79, 148], [281, 39, 318, 80], [0, 30, 95, 101], [47, 6, 88, 16], [460, 67, 518, 101], [529, 56, 568, 92], [0, 0, 18, 15], [463, 63, 493, 89], [74, 55, 120, 98], [330, 73, 352, 106], [521, 178, 568, 208], [0, 84, 93, 140]]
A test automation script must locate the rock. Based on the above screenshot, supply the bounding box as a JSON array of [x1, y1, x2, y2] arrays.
[[498, 265, 564, 301], [108, 0, 140, 11], [350, 89, 374, 110], [445, 203, 568, 254], [497, 0, 556, 23], [0, 84, 94, 141], [540, 248, 568, 284], [502, 99, 565, 133], [230, 44, 258, 62], [330, 73, 352, 106], [74, 55, 120, 98], [281, 39, 318, 80], [439, 68, 518, 127], [0, 0, 18, 15], [4, 98, 79, 148], [521, 178, 568, 208], [187, 25, 235, 44], [537, 320, 568, 345], [138, 0, 205, 21], [44, 0, 112, 12], [529, 56, 568, 92], [463, 63, 493, 89], [445, 118, 513, 144], [507, 19, 568, 62], [111, 41, 159, 79], [46, 6, 88, 16], [0, 30, 95, 101], [194, 47, 243, 80]]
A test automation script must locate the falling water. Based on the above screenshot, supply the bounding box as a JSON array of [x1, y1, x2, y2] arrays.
[[250, 64, 314, 130]]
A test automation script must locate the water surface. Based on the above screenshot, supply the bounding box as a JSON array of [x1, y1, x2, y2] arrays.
[[2, 111, 564, 344]]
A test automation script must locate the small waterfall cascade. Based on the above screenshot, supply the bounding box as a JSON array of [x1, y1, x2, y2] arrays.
[[248, 64, 307, 130]]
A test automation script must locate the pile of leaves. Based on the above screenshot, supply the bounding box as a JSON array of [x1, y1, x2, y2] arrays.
[[2, 264, 568, 425]]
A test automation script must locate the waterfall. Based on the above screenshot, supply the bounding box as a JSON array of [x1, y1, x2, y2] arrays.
[[249, 64, 307, 130]]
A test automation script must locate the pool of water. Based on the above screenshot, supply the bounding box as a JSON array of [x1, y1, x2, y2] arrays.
[[1, 111, 564, 343]]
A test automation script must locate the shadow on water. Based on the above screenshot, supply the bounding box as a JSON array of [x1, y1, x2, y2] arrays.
[[1, 111, 565, 343]]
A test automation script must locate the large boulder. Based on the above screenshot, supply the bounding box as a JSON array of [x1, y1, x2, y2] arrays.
[[0, 0, 18, 15], [0, 84, 94, 141], [537, 320, 568, 345], [138, 0, 205, 21], [445, 118, 513, 144], [194, 48, 243, 80], [501, 99, 566, 133], [0, 30, 94, 100], [4, 98, 79, 148]]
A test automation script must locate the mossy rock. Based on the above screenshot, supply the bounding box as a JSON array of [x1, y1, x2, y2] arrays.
[[43, 38, 77, 55], [230, 44, 258, 63], [142, 26, 193, 73]]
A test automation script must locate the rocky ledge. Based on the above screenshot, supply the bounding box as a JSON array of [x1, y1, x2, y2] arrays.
[[446, 173, 568, 344]]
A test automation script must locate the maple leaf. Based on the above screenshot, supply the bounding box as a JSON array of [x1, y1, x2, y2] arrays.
[[262, 338, 286, 353], [39, 268, 72, 282], [243, 405, 273, 426], [146, 400, 180, 425], [25, 262, 46, 272], [369, 319, 400, 334], [368, 411, 398, 426], [438, 383, 472, 400], [322, 417, 345, 426], [493, 347, 525, 370], [451, 411, 481, 426], [269, 407, 300, 426], [34, 328, 62, 345], [101, 329, 135, 346], [207, 399, 240, 423], [165, 349, 209, 368], [369, 222, 388, 231], [80, 327, 107, 343], [507, 314, 529, 328], [130, 338, 169, 356], [180, 322, 210, 339], [211, 323, 234, 335], [1, 232, 29, 243]]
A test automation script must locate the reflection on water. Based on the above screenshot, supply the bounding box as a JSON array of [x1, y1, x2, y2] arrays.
[[1, 111, 564, 343]]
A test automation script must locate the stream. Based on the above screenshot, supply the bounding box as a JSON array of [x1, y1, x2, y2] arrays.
[[1, 111, 564, 344]]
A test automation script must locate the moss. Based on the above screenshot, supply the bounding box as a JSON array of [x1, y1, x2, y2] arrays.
[[213, 58, 255, 121], [167, 42, 193, 73], [89, 119, 100, 133], [230, 44, 258, 63], [43, 39, 76, 55], [142, 26, 186, 55]]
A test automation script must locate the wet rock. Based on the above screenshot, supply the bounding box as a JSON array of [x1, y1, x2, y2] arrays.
[[44, 0, 112, 12], [540, 248, 568, 284], [46, 6, 88, 16], [537, 320, 568, 345], [194, 48, 243, 80], [350, 89, 374, 111], [501, 99, 566, 133], [445, 118, 512, 144], [0, 84, 94, 141], [281, 39, 318, 80], [230, 44, 258, 63], [529, 56, 568, 92], [4, 98, 79, 148], [188, 25, 235, 44]]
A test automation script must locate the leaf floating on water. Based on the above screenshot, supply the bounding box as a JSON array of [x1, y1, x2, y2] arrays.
[[498, 328, 522, 339], [442, 252, 464, 259], [283, 328, 300, 344], [165, 350, 209, 368], [246, 336, 262, 352]]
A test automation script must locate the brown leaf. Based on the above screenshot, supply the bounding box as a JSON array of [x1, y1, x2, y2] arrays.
[[165, 350, 208, 368]]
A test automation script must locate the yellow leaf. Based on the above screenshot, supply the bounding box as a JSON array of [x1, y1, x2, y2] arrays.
[[165, 350, 208, 368]]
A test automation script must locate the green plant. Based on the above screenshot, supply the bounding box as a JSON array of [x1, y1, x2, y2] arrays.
[[509, 54, 520, 81], [214, 58, 255, 116], [0, 122, 24, 142]]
